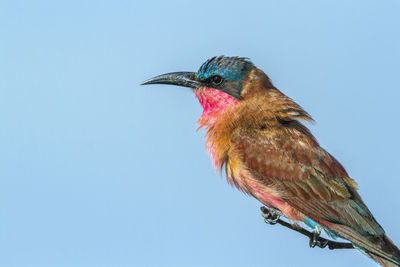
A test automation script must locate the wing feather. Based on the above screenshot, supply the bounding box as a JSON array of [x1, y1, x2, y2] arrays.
[[229, 124, 400, 263], [230, 124, 383, 236]]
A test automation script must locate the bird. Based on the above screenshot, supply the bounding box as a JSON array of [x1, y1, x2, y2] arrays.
[[142, 56, 400, 266]]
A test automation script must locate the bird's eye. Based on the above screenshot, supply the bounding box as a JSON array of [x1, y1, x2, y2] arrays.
[[211, 75, 223, 85]]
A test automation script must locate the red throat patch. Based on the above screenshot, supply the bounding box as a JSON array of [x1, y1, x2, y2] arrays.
[[193, 88, 238, 128]]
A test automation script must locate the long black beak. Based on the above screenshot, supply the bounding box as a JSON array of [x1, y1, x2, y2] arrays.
[[141, 72, 200, 88]]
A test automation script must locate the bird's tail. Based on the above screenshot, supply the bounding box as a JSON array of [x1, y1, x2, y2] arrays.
[[370, 254, 400, 267], [367, 234, 400, 267], [331, 224, 400, 267]]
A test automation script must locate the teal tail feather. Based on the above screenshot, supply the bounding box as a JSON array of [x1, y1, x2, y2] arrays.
[[330, 225, 400, 267], [304, 216, 400, 266]]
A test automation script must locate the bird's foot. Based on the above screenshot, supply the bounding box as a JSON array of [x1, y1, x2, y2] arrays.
[[309, 226, 328, 248], [260, 206, 282, 225]]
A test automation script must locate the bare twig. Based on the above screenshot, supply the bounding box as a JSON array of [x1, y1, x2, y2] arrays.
[[260, 206, 354, 250]]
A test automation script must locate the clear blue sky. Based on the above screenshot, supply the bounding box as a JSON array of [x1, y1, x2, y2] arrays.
[[1, 1, 399, 266]]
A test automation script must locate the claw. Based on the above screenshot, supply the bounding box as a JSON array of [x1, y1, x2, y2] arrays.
[[309, 227, 328, 248], [260, 206, 282, 225]]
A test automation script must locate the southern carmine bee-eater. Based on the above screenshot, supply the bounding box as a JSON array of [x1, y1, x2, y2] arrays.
[[142, 56, 400, 266]]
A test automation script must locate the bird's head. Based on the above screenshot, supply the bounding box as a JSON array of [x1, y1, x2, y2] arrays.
[[142, 56, 275, 126], [142, 56, 262, 99]]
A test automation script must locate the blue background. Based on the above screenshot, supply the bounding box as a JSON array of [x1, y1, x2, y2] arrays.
[[1, 1, 399, 266]]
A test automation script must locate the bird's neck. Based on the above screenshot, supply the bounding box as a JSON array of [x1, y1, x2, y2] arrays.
[[194, 88, 238, 129]]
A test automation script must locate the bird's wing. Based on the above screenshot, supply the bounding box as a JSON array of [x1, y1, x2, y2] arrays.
[[230, 122, 379, 233], [230, 121, 399, 263]]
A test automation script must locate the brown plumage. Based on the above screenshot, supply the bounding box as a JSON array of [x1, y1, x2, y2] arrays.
[[203, 67, 400, 266], [143, 56, 400, 266]]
